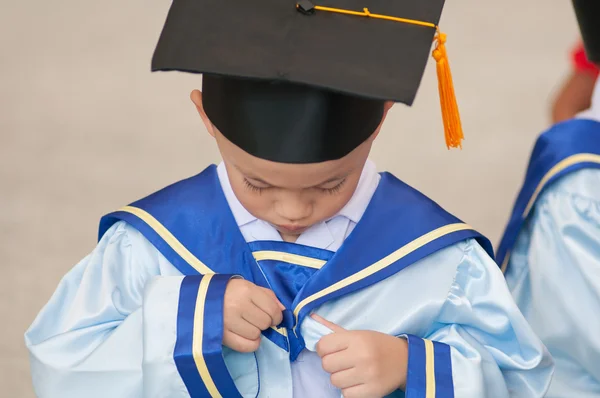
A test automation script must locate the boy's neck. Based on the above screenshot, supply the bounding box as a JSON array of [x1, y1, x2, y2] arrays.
[[280, 232, 299, 243]]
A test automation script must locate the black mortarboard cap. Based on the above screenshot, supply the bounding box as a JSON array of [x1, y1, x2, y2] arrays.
[[152, 0, 461, 163], [573, 0, 600, 64]]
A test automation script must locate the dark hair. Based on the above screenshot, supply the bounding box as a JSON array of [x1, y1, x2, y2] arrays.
[[573, 0, 600, 64]]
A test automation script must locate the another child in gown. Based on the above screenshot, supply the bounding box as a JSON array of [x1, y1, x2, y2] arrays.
[[27, 1, 553, 397], [500, 1, 600, 397]]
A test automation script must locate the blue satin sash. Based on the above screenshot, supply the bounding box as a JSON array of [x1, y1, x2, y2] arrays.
[[248, 240, 334, 359]]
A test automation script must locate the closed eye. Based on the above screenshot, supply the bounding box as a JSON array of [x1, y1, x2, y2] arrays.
[[243, 178, 267, 194], [319, 179, 346, 195]]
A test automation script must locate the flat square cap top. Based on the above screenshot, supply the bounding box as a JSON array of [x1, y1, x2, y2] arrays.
[[152, 0, 446, 104]]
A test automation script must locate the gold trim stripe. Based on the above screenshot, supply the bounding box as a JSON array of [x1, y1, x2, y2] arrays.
[[192, 274, 222, 398], [118, 206, 213, 275], [253, 251, 327, 269], [424, 339, 436, 398], [500, 252, 510, 274], [270, 326, 288, 337], [293, 223, 473, 322], [523, 153, 600, 216]]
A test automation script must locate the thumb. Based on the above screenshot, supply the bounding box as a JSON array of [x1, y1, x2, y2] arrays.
[[311, 313, 346, 333]]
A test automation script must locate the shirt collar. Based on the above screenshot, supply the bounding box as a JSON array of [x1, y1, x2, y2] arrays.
[[216, 159, 379, 228], [334, 159, 379, 224], [217, 163, 257, 227]]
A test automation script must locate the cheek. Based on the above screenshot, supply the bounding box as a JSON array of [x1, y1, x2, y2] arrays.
[[225, 166, 276, 220], [316, 174, 362, 218], [230, 185, 277, 223], [314, 189, 355, 220]]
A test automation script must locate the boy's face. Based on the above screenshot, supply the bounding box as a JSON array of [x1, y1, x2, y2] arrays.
[[191, 90, 390, 242]]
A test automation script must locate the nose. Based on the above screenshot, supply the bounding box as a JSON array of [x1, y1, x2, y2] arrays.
[[275, 191, 312, 223]]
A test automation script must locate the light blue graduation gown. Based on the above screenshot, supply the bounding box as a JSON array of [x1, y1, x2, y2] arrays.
[[500, 119, 600, 398], [26, 165, 553, 398]]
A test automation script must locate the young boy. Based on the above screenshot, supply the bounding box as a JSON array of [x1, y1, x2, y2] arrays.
[[26, 1, 552, 397], [499, 1, 600, 397]]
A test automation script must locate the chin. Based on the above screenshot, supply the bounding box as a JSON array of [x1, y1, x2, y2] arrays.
[[276, 226, 308, 235]]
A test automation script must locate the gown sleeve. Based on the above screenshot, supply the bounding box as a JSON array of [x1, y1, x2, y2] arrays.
[[24, 222, 240, 398], [506, 168, 600, 396], [408, 240, 554, 398], [302, 239, 554, 398]]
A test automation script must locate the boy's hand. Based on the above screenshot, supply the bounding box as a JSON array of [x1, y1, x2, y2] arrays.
[[312, 314, 408, 398], [223, 279, 285, 353]]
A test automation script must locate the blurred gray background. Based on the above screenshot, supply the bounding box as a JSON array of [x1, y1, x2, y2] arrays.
[[0, 0, 579, 396]]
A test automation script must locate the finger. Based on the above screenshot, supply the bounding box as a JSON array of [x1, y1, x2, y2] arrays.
[[251, 289, 284, 326], [222, 330, 260, 353], [226, 317, 263, 341], [341, 384, 371, 398], [329, 368, 363, 390], [321, 350, 354, 374], [316, 333, 350, 357], [311, 314, 346, 333], [242, 304, 275, 331], [262, 288, 286, 311]]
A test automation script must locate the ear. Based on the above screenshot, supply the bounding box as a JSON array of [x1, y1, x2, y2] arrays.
[[190, 89, 216, 138], [378, 101, 395, 125], [384, 101, 395, 114], [369, 101, 395, 141]]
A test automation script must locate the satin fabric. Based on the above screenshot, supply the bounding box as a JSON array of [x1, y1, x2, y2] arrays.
[[174, 276, 210, 397], [502, 87, 600, 397], [497, 119, 600, 268], [26, 222, 553, 397], [25, 166, 553, 397], [248, 240, 333, 310], [505, 168, 600, 398]]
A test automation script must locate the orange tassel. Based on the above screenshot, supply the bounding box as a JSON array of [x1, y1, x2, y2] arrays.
[[432, 31, 464, 149]]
